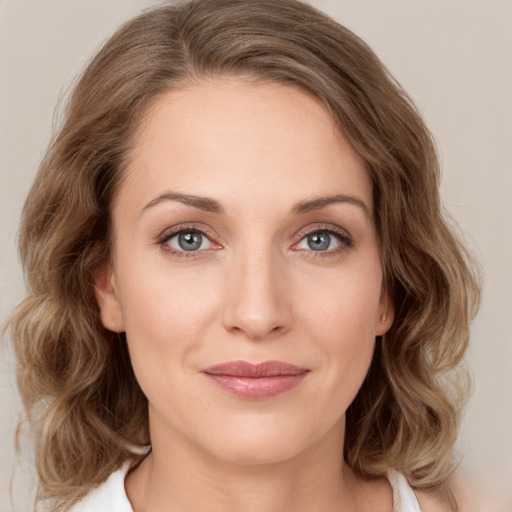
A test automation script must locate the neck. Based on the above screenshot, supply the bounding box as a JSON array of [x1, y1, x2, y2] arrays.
[[126, 419, 372, 512]]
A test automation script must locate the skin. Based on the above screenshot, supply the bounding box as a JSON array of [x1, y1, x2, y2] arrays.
[[95, 79, 395, 512]]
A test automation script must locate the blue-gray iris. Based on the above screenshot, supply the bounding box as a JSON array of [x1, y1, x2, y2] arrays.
[[179, 231, 203, 251], [308, 232, 330, 251]]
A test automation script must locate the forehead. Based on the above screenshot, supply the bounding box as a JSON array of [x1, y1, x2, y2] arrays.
[[120, 79, 372, 215]]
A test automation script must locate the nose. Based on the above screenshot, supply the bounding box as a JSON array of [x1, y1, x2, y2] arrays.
[[222, 247, 292, 341]]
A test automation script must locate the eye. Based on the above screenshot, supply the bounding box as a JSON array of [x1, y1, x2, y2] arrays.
[[293, 228, 352, 254], [162, 229, 213, 252], [300, 231, 335, 251]]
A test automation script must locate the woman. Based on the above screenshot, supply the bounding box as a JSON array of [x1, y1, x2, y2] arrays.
[[7, 0, 482, 510]]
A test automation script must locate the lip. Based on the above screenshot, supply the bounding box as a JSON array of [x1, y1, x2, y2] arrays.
[[201, 360, 310, 399]]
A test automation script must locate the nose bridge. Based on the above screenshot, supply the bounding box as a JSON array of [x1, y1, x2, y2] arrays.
[[222, 241, 290, 340]]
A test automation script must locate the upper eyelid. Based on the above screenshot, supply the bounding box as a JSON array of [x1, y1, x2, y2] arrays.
[[297, 231, 350, 246], [157, 222, 349, 236], [294, 223, 352, 241], [157, 223, 217, 242]]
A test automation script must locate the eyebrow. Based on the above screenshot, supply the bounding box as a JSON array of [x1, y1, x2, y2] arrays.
[[141, 191, 370, 217], [141, 192, 224, 215], [290, 194, 370, 217]]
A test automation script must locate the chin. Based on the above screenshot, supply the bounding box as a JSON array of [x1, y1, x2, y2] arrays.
[[214, 440, 305, 466], [198, 412, 339, 466]]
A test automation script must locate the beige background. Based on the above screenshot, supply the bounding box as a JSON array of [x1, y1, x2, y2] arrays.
[[1, 1, 511, 510]]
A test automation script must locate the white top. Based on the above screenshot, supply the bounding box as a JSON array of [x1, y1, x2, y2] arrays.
[[70, 464, 421, 512]]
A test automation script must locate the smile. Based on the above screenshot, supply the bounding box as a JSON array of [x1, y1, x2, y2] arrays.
[[201, 360, 310, 399]]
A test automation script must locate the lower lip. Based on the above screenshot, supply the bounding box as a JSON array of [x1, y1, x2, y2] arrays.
[[203, 373, 308, 399]]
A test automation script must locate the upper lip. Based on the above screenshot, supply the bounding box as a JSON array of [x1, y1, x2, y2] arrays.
[[202, 360, 309, 377]]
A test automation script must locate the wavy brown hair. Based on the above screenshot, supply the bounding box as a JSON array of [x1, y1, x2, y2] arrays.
[[6, 0, 480, 510]]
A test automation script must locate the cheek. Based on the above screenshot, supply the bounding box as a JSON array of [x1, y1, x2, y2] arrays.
[[113, 268, 222, 424], [297, 260, 383, 340], [113, 254, 224, 378], [117, 244, 220, 328], [295, 263, 382, 392]]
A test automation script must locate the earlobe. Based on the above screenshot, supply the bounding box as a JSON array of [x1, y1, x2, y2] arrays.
[[375, 291, 394, 336], [93, 263, 125, 333]]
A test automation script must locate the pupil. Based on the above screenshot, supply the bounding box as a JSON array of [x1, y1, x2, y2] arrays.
[[308, 232, 330, 251], [178, 231, 202, 251]]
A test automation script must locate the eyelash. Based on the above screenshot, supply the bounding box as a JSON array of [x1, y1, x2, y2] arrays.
[[156, 223, 353, 259]]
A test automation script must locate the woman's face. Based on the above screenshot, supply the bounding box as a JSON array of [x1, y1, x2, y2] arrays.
[[96, 79, 393, 465]]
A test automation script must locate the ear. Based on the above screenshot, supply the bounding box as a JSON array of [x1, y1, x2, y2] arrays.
[[375, 287, 394, 336], [93, 263, 125, 333]]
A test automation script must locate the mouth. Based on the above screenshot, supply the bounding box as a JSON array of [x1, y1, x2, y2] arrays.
[[201, 361, 310, 399]]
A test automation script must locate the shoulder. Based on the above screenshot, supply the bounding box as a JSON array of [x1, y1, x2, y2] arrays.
[[69, 463, 133, 512]]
